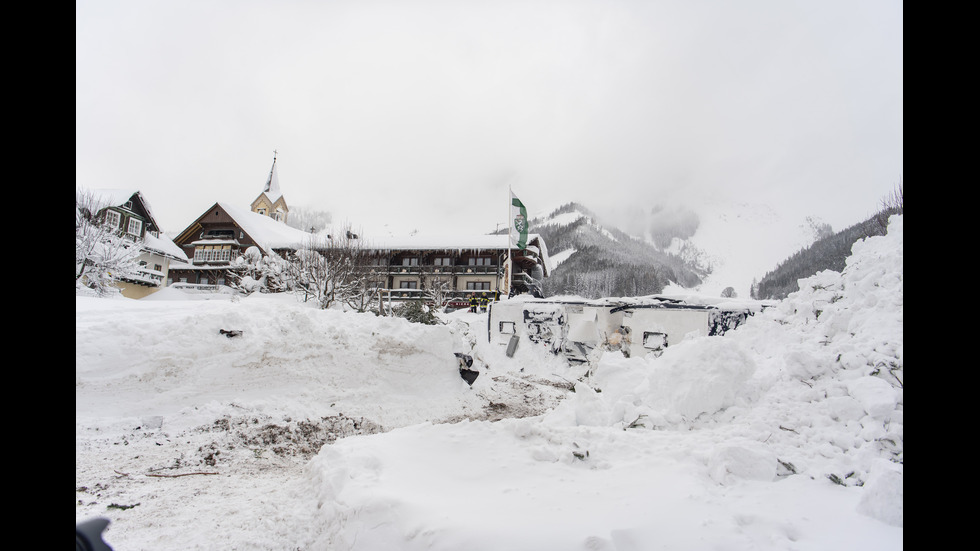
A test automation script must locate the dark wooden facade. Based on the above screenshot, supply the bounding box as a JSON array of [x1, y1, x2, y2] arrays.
[[169, 203, 278, 286]]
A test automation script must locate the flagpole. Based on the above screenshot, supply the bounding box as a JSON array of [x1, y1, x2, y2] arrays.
[[506, 186, 513, 298]]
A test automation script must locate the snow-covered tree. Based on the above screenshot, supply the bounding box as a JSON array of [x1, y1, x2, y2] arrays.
[[228, 246, 293, 294], [291, 225, 374, 310], [291, 243, 331, 303], [392, 300, 440, 325], [423, 277, 452, 311], [75, 189, 143, 296]]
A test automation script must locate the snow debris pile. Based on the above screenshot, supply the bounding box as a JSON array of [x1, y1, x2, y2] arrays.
[[547, 216, 903, 452], [304, 216, 903, 549], [560, 336, 758, 427], [76, 216, 902, 551]]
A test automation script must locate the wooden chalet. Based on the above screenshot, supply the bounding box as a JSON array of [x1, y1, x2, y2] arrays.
[[168, 156, 311, 287], [81, 189, 189, 298]]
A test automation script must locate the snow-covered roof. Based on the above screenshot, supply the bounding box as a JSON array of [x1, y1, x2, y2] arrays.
[[217, 202, 314, 251], [143, 232, 189, 262], [189, 201, 555, 273], [364, 233, 515, 251], [85, 188, 138, 208]]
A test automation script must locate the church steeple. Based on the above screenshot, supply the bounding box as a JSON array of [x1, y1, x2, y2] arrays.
[[251, 151, 289, 223], [263, 151, 282, 202]]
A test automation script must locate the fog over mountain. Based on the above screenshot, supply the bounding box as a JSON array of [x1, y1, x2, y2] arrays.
[[525, 199, 841, 299]]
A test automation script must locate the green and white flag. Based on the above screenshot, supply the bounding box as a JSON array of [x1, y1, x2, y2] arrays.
[[510, 190, 528, 250]]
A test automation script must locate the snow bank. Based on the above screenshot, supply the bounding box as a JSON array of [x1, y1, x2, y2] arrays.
[[306, 216, 903, 549], [75, 293, 482, 428]]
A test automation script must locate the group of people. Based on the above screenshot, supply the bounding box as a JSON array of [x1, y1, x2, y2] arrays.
[[467, 292, 498, 313]]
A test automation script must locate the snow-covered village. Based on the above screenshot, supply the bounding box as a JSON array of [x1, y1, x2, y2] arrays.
[[77, 2, 902, 549], [76, 156, 902, 550]]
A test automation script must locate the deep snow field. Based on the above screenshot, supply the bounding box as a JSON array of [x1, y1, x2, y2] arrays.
[[76, 216, 903, 550]]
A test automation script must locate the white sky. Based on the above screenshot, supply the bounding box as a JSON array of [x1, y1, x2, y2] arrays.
[[76, 0, 902, 236]]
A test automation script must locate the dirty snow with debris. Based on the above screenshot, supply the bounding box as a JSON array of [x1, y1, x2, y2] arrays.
[[76, 216, 903, 550]]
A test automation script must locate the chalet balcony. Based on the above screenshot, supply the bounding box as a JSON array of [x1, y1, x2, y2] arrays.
[[193, 248, 233, 264]]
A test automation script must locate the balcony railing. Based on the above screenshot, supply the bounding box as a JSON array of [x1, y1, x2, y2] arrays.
[[356, 264, 501, 275], [512, 272, 535, 285], [380, 288, 500, 303], [193, 248, 232, 264]]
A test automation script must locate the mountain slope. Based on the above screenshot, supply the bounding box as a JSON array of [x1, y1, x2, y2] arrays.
[[585, 199, 845, 299], [753, 206, 901, 299], [510, 196, 885, 300], [516, 203, 706, 298]]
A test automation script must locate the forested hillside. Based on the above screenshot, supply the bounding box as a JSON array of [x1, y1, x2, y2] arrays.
[[752, 190, 903, 299]]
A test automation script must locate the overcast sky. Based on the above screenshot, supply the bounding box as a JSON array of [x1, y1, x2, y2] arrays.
[[76, 0, 902, 236]]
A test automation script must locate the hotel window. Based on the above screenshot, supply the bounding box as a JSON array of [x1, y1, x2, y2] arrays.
[[399, 281, 418, 289], [466, 281, 491, 290]]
